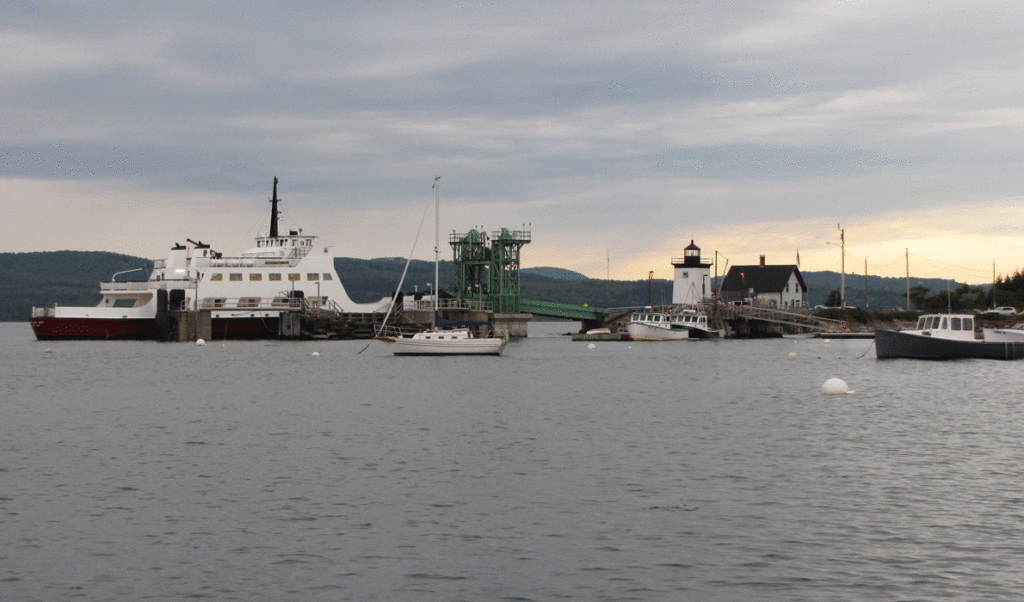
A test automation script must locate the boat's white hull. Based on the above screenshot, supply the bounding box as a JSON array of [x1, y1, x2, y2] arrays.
[[380, 328, 508, 355], [626, 322, 689, 341], [389, 338, 506, 355]]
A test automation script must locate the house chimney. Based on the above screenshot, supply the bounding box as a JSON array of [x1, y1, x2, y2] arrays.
[[760, 255, 765, 266]]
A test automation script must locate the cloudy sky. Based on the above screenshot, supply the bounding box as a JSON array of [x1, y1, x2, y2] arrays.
[[4, 0, 1023, 284]]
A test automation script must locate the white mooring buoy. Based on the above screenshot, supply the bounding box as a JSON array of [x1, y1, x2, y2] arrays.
[[587, 343, 597, 350], [788, 352, 797, 358], [196, 339, 206, 346], [311, 351, 320, 356], [821, 378, 854, 395]]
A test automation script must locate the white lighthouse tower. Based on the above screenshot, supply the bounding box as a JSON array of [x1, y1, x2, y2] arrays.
[[671, 240, 713, 305]]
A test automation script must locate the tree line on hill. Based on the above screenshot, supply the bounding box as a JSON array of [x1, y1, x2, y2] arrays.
[[0, 251, 1001, 321]]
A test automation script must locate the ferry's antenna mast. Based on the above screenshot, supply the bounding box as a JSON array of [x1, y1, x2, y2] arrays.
[[270, 176, 280, 239]]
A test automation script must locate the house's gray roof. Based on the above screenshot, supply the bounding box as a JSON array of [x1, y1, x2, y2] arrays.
[[720, 264, 805, 293]]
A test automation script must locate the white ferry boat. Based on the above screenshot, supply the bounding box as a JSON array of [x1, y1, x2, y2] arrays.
[[31, 178, 390, 340]]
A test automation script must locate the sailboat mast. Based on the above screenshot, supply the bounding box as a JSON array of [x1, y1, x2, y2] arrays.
[[433, 176, 441, 330]]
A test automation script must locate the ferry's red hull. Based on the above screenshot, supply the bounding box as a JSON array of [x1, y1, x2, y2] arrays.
[[30, 316, 284, 341], [31, 317, 158, 341]]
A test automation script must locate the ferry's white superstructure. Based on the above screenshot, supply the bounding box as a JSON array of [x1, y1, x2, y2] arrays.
[[31, 178, 390, 340]]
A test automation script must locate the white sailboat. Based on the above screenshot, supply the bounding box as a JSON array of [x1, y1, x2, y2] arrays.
[[378, 177, 508, 356]]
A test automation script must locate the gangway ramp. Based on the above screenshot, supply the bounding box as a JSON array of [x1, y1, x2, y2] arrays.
[[721, 305, 848, 332], [519, 298, 607, 322]]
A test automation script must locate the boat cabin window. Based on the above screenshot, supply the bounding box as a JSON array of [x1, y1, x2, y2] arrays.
[[238, 298, 261, 308], [307, 273, 319, 281], [230, 273, 243, 281], [288, 273, 300, 281], [210, 273, 223, 281], [916, 317, 927, 329], [964, 317, 973, 330], [951, 317, 961, 330], [250, 273, 262, 281], [269, 273, 281, 281], [323, 273, 333, 280], [941, 317, 948, 329]]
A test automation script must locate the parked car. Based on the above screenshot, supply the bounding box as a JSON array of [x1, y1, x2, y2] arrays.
[[988, 306, 1019, 316]]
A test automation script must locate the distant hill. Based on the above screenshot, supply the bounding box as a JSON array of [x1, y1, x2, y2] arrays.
[[0, 251, 985, 320], [522, 267, 589, 281]]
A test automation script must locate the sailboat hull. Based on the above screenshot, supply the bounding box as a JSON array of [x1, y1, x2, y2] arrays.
[[390, 336, 507, 355]]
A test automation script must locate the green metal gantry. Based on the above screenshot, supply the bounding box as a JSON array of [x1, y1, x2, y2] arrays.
[[450, 226, 531, 313]]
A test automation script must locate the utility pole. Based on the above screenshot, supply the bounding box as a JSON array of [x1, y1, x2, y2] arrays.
[[839, 225, 846, 309], [864, 257, 869, 309], [993, 259, 998, 308]]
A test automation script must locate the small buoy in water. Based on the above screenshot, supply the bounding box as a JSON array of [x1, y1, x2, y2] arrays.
[[587, 343, 597, 350], [196, 339, 206, 346], [788, 352, 797, 358], [45, 348, 52, 354], [821, 378, 854, 395], [311, 351, 320, 356]]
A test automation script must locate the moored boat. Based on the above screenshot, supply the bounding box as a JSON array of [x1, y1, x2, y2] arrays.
[[376, 177, 508, 356], [625, 307, 721, 341], [626, 310, 690, 341], [30, 177, 390, 341], [875, 313, 1024, 360]]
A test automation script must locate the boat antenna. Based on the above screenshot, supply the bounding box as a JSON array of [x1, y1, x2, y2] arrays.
[[269, 176, 280, 239]]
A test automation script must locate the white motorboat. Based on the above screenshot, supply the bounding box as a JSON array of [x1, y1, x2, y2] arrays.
[[377, 177, 508, 356], [30, 177, 390, 340]]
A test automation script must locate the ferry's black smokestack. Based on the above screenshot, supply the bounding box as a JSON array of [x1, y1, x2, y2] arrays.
[[270, 176, 280, 238]]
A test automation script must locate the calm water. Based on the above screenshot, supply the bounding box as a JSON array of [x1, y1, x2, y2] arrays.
[[2, 321, 1023, 601]]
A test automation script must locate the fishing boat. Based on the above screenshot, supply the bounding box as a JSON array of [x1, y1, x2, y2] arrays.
[[625, 307, 721, 341], [875, 313, 1024, 360], [626, 310, 690, 341], [670, 307, 723, 339], [30, 177, 390, 340], [377, 177, 507, 356]]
